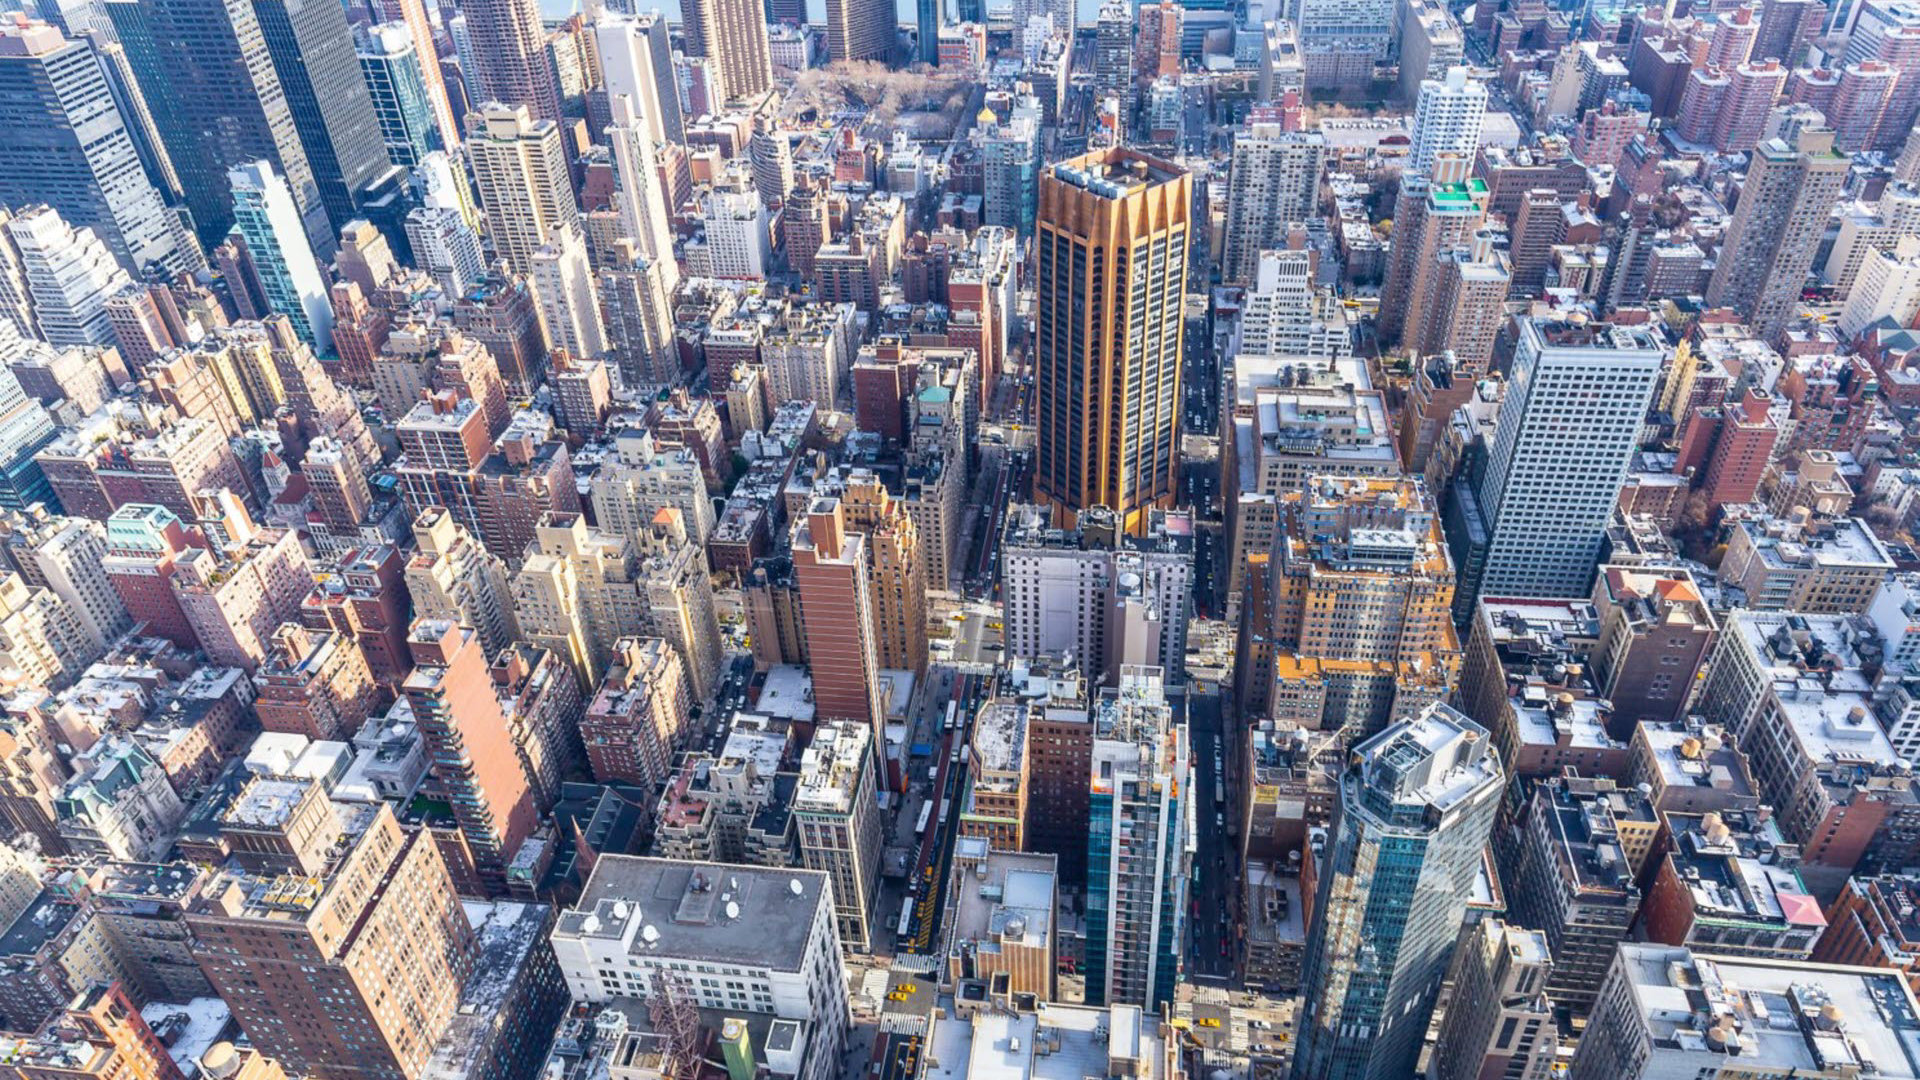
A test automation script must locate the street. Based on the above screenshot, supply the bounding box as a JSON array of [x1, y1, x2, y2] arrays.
[[1184, 688, 1239, 983]]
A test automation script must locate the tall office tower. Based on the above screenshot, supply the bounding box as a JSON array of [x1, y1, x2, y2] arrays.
[[1085, 665, 1188, 1009], [1093, 0, 1131, 105], [227, 162, 334, 352], [1291, 705, 1502, 1080], [188, 802, 472, 1080], [1427, 921, 1562, 1080], [405, 506, 520, 657], [359, 24, 440, 168], [1707, 126, 1849, 339], [826, 0, 893, 63], [0, 22, 199, 278], [793, 498, 883, 734], [87, 34, 186, 207], [1033, 149, 1189, 537], [404, 206, 484, 296], [1843, 0, 1920, 150], [599, 240, 678, 390], [103, 0, 327, 253], [838, 471, 929, 675], [401, 617, 539, 889], [794, 720, 884, 952], [916, 0, 938, 64], [466, 104, 579, 275], [529, 230, 606, 360], [6, 207, 128, 348], [0, 368, 59, 513], [1238, 476, 1458, 739], [376, 0, 458, 150], [1377, 153, 1485, 352], [612, 13, 682, 146], [1407, 67, 1487, 174], [1466, 319, 1662, 602], [460, 0, 560, 121], [1221, 123, 1326, 286], [679, 0, 773, 104], [251, 0, 391, 231]]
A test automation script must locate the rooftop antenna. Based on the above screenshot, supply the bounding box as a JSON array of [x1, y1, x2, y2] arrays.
[[646, 967, 703, 1080]]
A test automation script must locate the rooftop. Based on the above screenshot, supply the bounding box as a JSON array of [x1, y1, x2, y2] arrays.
[[555, 857, 830, 971], [1611, 945, 1919, 1075]]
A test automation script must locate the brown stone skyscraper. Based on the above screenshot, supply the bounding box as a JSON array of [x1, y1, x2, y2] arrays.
[[838, 472, 929, 676], [1033, 148, 1190, 537], [825, 0, 894, 63], [793, 498, 883, 736], [461, 0, 562, 122], [401, 618, 539, 889], [188, 803, 472, 1080], [680, 0, 773, 104]]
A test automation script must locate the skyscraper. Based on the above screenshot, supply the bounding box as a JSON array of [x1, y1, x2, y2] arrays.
[[917, 0, 939, 64], [1705, 125, 1850, 339], [1468, 318, 1663, 602], [358, 24, 441, 168], [103, 0, 329, 253], [1085, 665, 1188, 1009], [1221, 122, 1325, 286], [187, 802, 473, 1080], [465, 104, 579, 275], [0, 21, 200, 278], [792, 497, 884, 735], [459, 0, 561, 122], [228, 161, 334, 352], [529, 229, 606, 360], [1407, 66, 1488, 174], [252, 0, 393, 231], [1291, 704, 1503, 1080], [6, 206, 128, 347], [401, 617, 540, 889], [826, 0, 893, 63], [679, 0, 773, 104], [793, 719, 885, 952], [1033, 149, 1190, 536]]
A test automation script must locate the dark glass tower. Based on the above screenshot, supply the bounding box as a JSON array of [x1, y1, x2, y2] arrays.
[[253, 0, 396, 232]]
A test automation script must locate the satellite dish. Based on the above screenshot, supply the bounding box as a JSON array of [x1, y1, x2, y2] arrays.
[[726, 901, 741, 919], [789, 878, 805, 896], [641, 924, 660, 945]]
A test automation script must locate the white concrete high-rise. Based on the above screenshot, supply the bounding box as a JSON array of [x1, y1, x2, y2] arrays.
[[466, 103, 580, 275], [530, 228, 607, 360], [404, 206, 486, 296], [1472, 318, 1663, 600], [1221, 124, 1325, 285], [227, 160, 334, 351], [1840, 235, 1920, 335], [5, 204, 128, 347], [1408, 66, 1488, 174], [596, 17, 681, 284], [701, 183, 771, 280]]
